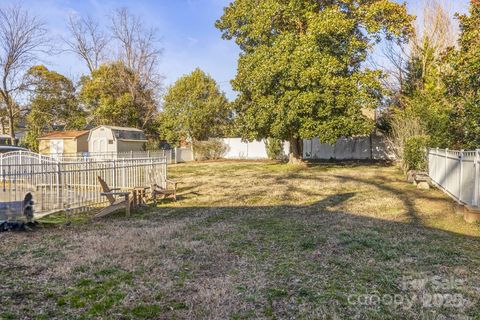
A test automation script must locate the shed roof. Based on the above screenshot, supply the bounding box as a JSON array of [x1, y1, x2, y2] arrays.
[[92, 126, 148, 142], [39, 130, 89, 140]]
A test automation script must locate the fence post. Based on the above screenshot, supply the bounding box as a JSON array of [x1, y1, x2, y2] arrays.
[[444, 148, 448, 189], [150, 157, 154, 185], [112, 159, 117, 190], [122, 159, 126, 189], [474, 149, 480, 207], [163, 157, 167, 188], [56, 161, 61, 208], [459, 150, 464, 203], [427, 148, 430, 176]]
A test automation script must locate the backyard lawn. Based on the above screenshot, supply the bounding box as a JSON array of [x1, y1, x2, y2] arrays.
[[1, 161, 479, 319]]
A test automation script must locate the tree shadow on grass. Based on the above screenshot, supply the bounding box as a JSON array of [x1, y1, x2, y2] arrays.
[[7, 190, 480, 319], [138, 193, 479, 318], [258, 162, 454, 225], [17, 161, 480, 318]]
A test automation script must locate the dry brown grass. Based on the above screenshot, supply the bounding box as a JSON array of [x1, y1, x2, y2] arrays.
[[1, 161, 479, 319]]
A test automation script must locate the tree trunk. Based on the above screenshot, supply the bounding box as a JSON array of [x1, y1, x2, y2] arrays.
[[0, 117, 5, 134], [289, 136, 303, 164], [7, 102, 15, 145]]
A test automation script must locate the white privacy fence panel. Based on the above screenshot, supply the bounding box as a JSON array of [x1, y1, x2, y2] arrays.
[[174, 147, 193, 162], [0, 152, 168, 219], [222, 138, 290, 160], [428, 148, 479, 207], [303, 135, 394, 160]]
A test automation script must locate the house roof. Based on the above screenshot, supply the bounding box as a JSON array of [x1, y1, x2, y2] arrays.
[[92, 125, 148, 142], [39, 130, 89, 140]]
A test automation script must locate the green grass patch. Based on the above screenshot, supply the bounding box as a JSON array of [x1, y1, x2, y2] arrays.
[[56, 267, 133, 317]]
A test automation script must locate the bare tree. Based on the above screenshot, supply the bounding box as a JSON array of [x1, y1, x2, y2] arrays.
[[0, 4, 48, 144], [111, 8, 163, 88], [409, 0, 456, 90], [64, 14, 109, 73], [110, 8, 163, 128], [386, 113, 425, 165], [367, 40, 410, 102], [373, 0, 456, 96], [414, 0, 456, 56], [382, 0, 456, 163]]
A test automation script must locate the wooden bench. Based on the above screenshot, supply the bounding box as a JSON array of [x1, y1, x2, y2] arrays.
[[95, 176, 131, 218]]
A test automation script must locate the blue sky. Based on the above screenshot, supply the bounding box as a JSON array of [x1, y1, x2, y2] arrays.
[[2, 0, 472, 100]]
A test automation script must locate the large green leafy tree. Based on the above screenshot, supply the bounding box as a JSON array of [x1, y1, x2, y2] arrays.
[[80, 62, 157, 135], [216, 0, 413, 162], [443, 0, 480, 149], [158, 68, 231, 145], [24, 65, 86, 151]]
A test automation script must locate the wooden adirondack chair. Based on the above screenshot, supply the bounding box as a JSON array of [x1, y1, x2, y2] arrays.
[[95, 176, 131, 218], [149, 169, 178, 204]]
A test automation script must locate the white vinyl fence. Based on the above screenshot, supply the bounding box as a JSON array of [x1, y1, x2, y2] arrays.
[[0, 151, 168, 219], [43, 148, 194, 164], [47, 150, 175, 163], [175, 147, 193, 162], [428, 148, 479, 207], [222, 138, 290, 160], [303, 134, 394, 160]]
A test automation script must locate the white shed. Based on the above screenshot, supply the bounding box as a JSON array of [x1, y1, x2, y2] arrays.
[[88, 126, 147, 154]]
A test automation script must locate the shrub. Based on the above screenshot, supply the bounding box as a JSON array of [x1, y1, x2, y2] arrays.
[[403, 135, 430, 172], [386, 111, 425, 161], [192, 139, 228, 160], [265, 138, 285, 160]]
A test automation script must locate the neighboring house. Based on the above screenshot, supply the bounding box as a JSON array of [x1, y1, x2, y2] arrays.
[[88, 126, 147, 153], [38, 131, 89, 155]]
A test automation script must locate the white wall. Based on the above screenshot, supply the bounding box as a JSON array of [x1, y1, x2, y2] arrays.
[[183, 135, 393, 161], [175, 147, 193, 163], [222, 138, 290, 160]]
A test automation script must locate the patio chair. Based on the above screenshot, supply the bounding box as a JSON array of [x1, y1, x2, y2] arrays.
[[95, 176, 131, 218], [148, 169, 178, 203]]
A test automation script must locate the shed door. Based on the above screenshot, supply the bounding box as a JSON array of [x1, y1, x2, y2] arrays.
[[99, 139, 107, 152], [50, 140, 64, 155], [92, 138, 108, 153]]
